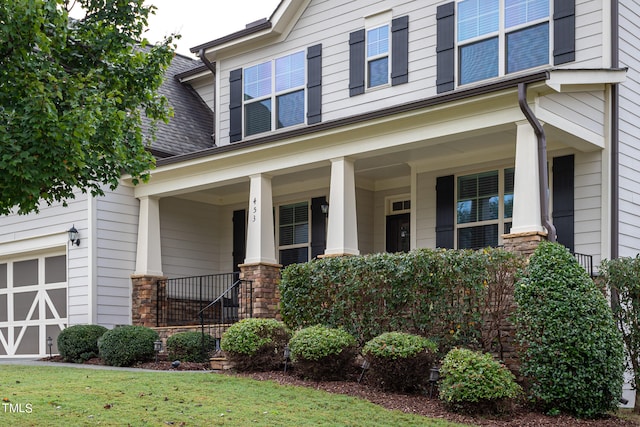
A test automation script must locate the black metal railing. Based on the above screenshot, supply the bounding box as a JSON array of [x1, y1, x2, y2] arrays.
[[572, 252, 594, 277], [156, 273, 253, 327]]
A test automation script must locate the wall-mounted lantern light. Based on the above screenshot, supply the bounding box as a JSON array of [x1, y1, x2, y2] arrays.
[[68, 225, 80, 246], [320, 202, 329, 216]]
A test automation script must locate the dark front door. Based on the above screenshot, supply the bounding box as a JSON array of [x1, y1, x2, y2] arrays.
[[232, 209, 246, 272], [386, 213, 410, 253]]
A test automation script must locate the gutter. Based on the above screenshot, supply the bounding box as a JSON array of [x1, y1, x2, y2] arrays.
[[517, 82, 557, 242], [610, 0, 620, 259], [198, 49, 217, 144]]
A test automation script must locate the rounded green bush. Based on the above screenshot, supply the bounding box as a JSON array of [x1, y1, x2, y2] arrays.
[[220, 318, 290, 371], [166, 332, 217, 363], [514, 241, 624, 418], [57, 324, 108, 363], [289, 325, 357, 380], [362, 332, 438, 392], [439, 348, 522, 414], [98, 325, 159, 367]]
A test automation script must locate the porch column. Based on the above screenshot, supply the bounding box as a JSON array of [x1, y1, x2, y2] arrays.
[[135, 196, 163, 276], [245, 174, 277, 265], [510, 121, 545, 234], [325, 157, 360, 256]]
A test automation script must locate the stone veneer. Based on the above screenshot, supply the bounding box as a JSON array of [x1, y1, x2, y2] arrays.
[[131, 274, 166, 327], [501, 231, 547, 257], [239, 262, 282, 320]]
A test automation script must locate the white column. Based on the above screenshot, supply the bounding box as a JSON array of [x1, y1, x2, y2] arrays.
[[245, 174, 277, 265], [325, 157, 360, 256], [134, 196, 163, 276], [510, 121, 545, 234]]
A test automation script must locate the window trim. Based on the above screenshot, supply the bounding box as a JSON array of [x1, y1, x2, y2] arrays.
[[276, 200, 311, 265], [242, 50, 307, 138], [366, 24, 391, 89], [455, 0, 552, 86], [454, 167, 514, 249]]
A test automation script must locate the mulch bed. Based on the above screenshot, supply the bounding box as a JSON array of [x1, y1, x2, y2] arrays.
[[42, 356, 637, 426]]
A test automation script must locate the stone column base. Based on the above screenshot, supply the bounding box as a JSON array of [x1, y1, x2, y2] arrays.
[[501, 231, 548, 257], [239, 262, 282, 320], [131, 274, 167, 327]]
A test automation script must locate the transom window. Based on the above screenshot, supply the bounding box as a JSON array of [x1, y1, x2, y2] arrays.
[[243, 51, 305, 137], [456, 168, 514, 249], [457, 0, 549, 85], [278, 201, 310, 266], [367, 25, 390, 88]]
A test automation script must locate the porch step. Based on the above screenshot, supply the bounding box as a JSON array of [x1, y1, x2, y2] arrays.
[[210, 356, 233, 370]]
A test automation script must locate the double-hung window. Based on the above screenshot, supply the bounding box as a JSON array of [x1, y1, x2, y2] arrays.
[[367, 25, 390, 88], [456, 168, 514, 249], [457, 0, 549, 85], [278, 201, 310, 266], [243, 51, 306, 137]]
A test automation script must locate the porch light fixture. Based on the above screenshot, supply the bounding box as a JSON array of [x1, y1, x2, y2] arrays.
[[68, 225, 80, 246], [320, 202, 329, 216], [47, 336, 53, 359], [154, 340, 162, 363]]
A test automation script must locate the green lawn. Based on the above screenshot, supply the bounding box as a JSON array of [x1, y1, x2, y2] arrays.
[[0, 365, 467, 426]]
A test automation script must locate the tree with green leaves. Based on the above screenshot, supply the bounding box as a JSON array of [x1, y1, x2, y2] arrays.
[[0, 0, 176, 215]]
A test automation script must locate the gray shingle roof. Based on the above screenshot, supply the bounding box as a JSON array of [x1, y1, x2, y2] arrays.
[[144, 53, 214, 157]]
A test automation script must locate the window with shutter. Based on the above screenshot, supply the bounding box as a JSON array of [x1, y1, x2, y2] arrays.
[[436, 0, 574, 92], [229, 45, 323, 141], [349, 14, 409, 96]]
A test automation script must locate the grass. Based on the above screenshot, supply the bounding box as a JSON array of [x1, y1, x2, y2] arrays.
[[0, 365, 467, 426]]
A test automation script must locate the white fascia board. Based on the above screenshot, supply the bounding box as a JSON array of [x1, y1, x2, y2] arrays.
[[201, 0, 308, 59], [132, 104, 524, 199], [177, 70, 213, 84], [546, 69, 627, 93]]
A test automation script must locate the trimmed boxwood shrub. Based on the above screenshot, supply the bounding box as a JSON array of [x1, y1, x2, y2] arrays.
[[98, 325, 159, 367], [439, 348, 522, 414], [57, 324, 108, 363], [220, 318, 290, 371], [362, 332, 438, 392], [514, 241, 624, 418], [289, 325, 357, 380], [166, 332, 216, 363]]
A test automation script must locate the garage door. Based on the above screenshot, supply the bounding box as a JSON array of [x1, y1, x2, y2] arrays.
[[0, 252, 68, 357]]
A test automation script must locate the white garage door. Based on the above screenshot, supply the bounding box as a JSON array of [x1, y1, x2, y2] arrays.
[[0, 252, 68, 357]]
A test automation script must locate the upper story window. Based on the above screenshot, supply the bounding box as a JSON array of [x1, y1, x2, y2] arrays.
[[456, 168, 514, 249], [435, 0, 573, 93], [230, 45, 322, 143], [243, 51, 306, 137], [367, 25, 390, 88], [349, 15, 409, 96], [457, 0, 549, 85]]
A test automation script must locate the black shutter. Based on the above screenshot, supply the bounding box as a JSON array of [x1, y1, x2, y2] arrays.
[[553, 0, 575, 64], [232, 209, 246, 272], [436, 175, 455, 249], [311, 196, 327, 259], [349, 29, 365, 96], [307, 44, 322, 125], [436, 2, 455, 93], [229, 68, 243, 142], [552, 155, 574, 251], [391, 15, 409, 86]]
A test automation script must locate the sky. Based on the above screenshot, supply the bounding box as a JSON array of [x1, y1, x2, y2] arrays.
[[144, 0, 281, 56]]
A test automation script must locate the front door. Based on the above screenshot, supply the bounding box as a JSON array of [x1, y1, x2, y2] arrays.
[[386, 213, 410, 253]]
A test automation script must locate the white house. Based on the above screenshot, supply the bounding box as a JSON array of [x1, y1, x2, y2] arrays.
[[1, 2, 639, 405]]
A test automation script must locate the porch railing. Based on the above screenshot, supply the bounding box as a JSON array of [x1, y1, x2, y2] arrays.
[[572, 252, 594, 278], [156, 273, 253, 327]]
